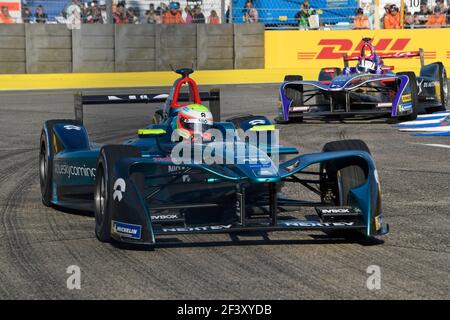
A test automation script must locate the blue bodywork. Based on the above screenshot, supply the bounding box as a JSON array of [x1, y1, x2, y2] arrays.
[[277, 39, 446, 123], [41, 70, 388, 246]]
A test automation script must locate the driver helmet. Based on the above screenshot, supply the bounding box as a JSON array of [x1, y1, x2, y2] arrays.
[[357, 56, 377, 74], [175, 104, 213, 140]]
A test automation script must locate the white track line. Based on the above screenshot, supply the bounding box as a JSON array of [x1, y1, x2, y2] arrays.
[[397, 118, 444, 126], [399, 126, 450, 132], [417, 111, 450, 119], [418, 143, 450, 149]]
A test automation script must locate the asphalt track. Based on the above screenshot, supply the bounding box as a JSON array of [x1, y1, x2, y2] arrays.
[[0, 84, 449, 299]]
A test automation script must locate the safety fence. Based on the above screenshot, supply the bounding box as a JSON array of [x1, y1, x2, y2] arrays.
[[0, 0, 448, 29]]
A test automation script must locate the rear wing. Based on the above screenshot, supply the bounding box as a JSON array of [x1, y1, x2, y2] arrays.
[[343, 49, 425, 68], [74, 89, 221, 124]]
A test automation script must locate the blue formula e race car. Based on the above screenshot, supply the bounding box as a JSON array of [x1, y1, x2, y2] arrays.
[[39, 68, 388, 248], [276, 38, 448, 124]]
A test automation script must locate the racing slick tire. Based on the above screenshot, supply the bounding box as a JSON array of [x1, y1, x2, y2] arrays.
[[436, 62, 448, 110], [39, 119, 83, 207], [275, 75, 304, 124], [95, 145, 141, 243], [322, 140, 370, 206], [321, 140, 375, 241], [151, 109, 164, 124], [397, 72, 419, 122]]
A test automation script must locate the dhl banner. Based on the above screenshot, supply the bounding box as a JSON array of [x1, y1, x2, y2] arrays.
[[265, 28, 450, 80]]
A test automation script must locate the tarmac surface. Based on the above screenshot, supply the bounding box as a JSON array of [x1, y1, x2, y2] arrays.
[[0, 83, 448, 299]]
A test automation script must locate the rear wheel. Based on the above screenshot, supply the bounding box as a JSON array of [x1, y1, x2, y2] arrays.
[[437, 63, 448, 110], [39, 119, 83, 207], [151, 109, 164, 124], [397, 72, 419, 122], [39, 131, 52, 207]]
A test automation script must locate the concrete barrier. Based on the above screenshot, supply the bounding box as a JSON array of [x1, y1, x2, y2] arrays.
[[234, 24, 264, 69], [115, 24, 156, 72], [72, 24, 114, 73], [0, 25, 25, 74], [0, 24, 266, 74], [26, 24, 72, 73], [155, 24, 197, 71], [197, 24, 234, 70]]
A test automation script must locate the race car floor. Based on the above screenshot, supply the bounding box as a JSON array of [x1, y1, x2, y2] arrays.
[[0, 84, 449, 299]]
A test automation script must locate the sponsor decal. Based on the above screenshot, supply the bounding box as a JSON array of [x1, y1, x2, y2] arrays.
[[151, 214, 179, 220], [111, 220, 142, 240], [113, 178, 126, 202], [316, 206, 361, 215], [376, 102, 392, 108], [400, 103, 413, 112], [162, 224, 232, 233], [423, 81, 438, 88], [402, 94, 412, 103], [299, 38, 412, 60], [63, 125, 81, 131], [280, 221, 355, 227], [54, 163, 96, 179], [248, 119, 267, 126]]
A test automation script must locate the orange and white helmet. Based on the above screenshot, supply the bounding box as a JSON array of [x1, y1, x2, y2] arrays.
[[175, 104, 213, 140]]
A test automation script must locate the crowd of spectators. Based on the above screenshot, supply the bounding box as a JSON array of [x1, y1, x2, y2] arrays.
[[0, 0, 448, 28], [355, 0, 449, 29], [0, 0, 224, 25]]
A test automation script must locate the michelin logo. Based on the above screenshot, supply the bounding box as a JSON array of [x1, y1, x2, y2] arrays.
[[112, 221, 141, 240]]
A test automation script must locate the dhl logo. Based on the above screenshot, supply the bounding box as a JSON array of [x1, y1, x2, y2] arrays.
[[297, 38, 436, 60]]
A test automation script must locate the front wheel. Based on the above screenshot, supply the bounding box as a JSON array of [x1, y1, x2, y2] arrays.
[[94, 145, 141, 243], [397, 71, 419, 122]]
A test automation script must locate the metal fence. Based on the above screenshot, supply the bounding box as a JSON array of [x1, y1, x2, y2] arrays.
[[0, 0, 448, 29]]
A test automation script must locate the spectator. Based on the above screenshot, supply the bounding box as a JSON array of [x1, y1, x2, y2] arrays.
[[126, 7, 139, 24], [163, 2, 184, 24], [145, 3, 156, 24], [35, 5, 48, 23], [192, 5, 205, 24], [183, 5, 193, 24], [404, 6, 414, 28], [381, 3, 391, 28], [353, 7, 369, 29], [0, 6, 14, 24], [295, 1, 312, 29], [383, 4, 400, 29], [434, 0, 447, 14], [99, 0, 108, 23], [87, 5, 104, 23], [22, 4, 33, 23], [154, 6, 163, 24], [414, 1, 432, 25], [208, 10, 220, 24], [426, 6, 447, 27], [225, 5, 230, 23], [244, 1, 258, 23], [66, 0, 82, 28], [113, 2, 127, 24]]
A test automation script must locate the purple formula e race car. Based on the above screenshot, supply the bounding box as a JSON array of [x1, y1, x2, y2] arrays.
[[276, 38, 448, 124]]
